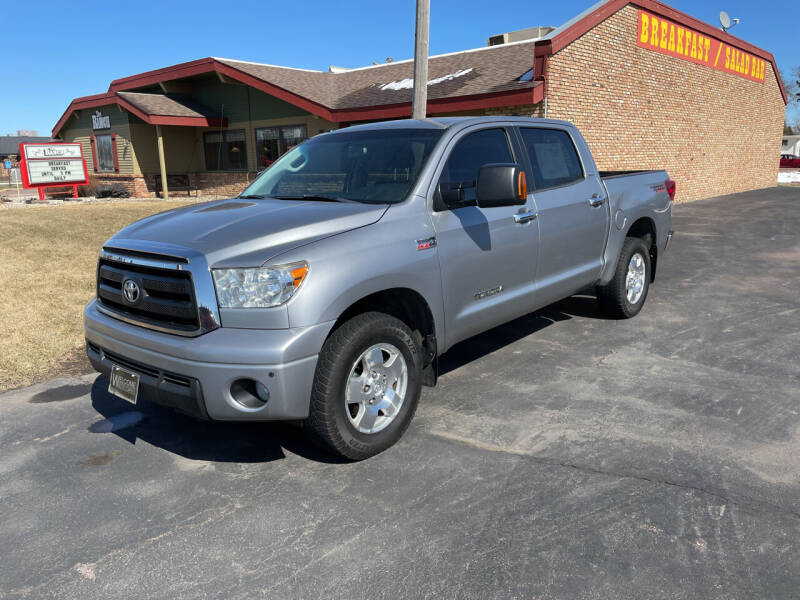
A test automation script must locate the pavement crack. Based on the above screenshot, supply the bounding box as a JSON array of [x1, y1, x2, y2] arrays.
[[424, 428, 800, 521]]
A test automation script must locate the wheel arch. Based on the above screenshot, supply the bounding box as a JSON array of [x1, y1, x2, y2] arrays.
[[625, 217, 658, 281], [328, 287, 439, 385]]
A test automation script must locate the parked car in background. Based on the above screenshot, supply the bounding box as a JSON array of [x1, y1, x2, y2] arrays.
[[780, 154, 800, 168], [85, 117, 674, 459]]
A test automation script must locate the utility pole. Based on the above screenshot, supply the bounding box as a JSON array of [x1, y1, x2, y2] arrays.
[[412, 0, 430, 120]]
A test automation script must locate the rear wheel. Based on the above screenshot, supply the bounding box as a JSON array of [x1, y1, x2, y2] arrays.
[[597, 236, 651, 319], [307, 312, 422, 460]]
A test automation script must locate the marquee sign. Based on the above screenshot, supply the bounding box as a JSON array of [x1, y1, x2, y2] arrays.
[[19, 142, 89, 199], [637, 10, 766, 84]]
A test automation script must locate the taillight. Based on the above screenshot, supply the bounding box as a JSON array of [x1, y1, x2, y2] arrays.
[[665, 179, 676, 201]]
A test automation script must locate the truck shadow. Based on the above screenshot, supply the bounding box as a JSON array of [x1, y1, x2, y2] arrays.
[[88, 291, 608, 464], [88, 378, 346, 465], [439, 291, 608, 375]]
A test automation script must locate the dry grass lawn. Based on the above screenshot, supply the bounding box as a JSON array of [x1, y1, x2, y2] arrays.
[[0, 201, 193, 392]]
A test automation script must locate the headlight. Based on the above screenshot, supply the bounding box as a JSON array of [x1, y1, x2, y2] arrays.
[[212, 262, 308, 308]]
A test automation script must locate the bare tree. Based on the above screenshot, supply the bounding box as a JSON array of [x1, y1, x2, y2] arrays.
[[783, 67, 800, 132]]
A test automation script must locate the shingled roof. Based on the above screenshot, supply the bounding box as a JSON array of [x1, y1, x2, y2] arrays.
[[117, 92, 223, 119], [53, 38, 543, 135], [215, 39, 539, 110]]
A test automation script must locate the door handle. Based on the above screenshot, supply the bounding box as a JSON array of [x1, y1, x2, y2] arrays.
[[513, 209, 538, 224], [589, 193, 606, 207]]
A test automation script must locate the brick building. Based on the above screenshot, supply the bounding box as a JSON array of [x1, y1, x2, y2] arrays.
[[53, 0, 786, 202]]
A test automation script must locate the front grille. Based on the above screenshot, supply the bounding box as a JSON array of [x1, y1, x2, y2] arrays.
[[97, 258, 200, 334], [103, 245, 189, 263]]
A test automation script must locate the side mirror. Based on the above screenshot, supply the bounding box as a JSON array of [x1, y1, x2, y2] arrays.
[[476, 163, 527, 208], [438, 182, 466, 206]]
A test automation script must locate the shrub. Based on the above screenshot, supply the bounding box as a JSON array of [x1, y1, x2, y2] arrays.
[[95, 183, 130, 198], [78, 177, 99, 198]]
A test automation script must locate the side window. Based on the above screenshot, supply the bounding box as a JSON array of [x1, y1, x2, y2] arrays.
[[438, 128, 513, 206], [519, 128, 584, 190]]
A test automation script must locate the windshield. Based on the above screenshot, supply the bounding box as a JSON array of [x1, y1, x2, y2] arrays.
[[239, 129, 443, 204]]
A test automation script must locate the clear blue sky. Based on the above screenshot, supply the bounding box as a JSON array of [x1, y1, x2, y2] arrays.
[[2, 0, 797, 136]]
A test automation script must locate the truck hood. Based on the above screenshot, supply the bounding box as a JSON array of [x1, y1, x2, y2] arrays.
[[109, 198, 389, 267]]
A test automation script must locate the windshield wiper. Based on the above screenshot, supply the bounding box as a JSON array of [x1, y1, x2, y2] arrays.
[[237, 194, 266, 199], [274, 195, 354, 203]]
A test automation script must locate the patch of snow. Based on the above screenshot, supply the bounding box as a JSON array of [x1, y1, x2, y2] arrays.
[[778, 170, 800, 183], [428, 68, 473, 85], [380, 68, 473, 91], [381, 78, 414, 91]]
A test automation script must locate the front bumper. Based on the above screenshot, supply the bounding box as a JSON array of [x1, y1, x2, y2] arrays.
[[84, 299, 334, 421]]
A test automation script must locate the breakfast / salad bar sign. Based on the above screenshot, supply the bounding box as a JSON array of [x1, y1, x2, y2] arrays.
[[637, 9, 766, 84], [19, 143, 89, 199]]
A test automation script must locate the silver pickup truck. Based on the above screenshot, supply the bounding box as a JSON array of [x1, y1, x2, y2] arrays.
[[85, 117, 674, 459]]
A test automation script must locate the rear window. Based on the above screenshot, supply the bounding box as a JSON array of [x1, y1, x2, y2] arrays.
[[519, 128, 584, 190]]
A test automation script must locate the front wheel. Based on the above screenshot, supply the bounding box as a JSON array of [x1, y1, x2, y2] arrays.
[[307, 312, 422, 460], [597, 236, 651, 319]]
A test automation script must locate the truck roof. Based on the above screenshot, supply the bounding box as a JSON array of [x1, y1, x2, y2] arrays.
[[327, 116, 574, 134]]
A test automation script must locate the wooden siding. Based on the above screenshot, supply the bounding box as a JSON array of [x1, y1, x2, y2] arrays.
[[129, 123, 203, 174], [58, 108, 137, 175], [191, 76, 309, 123], [133, 114, 335, 174]]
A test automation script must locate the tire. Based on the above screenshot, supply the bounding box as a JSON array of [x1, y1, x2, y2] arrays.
[[597, 236, 651, 319], [307, 312, 423, 460]]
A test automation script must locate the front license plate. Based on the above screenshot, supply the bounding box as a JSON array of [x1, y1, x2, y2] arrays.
[[108, 365, 140, 404]]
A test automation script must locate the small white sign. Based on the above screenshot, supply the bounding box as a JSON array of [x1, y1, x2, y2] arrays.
[[27, 159, 86, 184], [92, 111, 111, 130], [24, 143, 82, 160]]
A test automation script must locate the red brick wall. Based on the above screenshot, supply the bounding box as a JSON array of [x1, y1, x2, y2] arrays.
[[139, 172, 255, 198], [543, 4, 785, 202], [194, 172, 254, 197], [90, 174, 148, 197]]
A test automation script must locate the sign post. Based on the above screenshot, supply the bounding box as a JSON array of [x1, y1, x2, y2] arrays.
[[18, 142, 89, 200]]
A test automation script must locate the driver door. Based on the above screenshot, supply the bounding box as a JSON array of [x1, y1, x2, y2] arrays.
[[430, 127, 540, 347]]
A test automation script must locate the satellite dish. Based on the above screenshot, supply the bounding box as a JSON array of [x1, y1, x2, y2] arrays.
[[719, 11, 731, 31]]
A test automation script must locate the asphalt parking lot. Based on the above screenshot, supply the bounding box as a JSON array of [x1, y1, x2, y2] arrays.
[[2, 186, 799, 599]]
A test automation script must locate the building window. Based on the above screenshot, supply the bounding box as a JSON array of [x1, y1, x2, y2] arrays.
[[96, 134, 115, 172], [204, 129, 248, 171], [255, 125, 307, 170]]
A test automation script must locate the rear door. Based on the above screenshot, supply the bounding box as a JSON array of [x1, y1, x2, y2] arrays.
[[430, 126, 540, 347], [517, 126, 609, 305]]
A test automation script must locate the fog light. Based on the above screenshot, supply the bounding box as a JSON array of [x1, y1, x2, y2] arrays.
[[256, 382, 271, 403], [230, 378, 269, 409]]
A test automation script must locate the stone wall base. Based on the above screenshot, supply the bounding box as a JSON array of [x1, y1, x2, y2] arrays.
[[63, 172, 259, 199], [140, 172, 256, 199], [86, 174, 149, 197]]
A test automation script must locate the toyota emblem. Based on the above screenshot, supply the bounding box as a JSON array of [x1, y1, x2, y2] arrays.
[[122, 279, 141, 303]]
